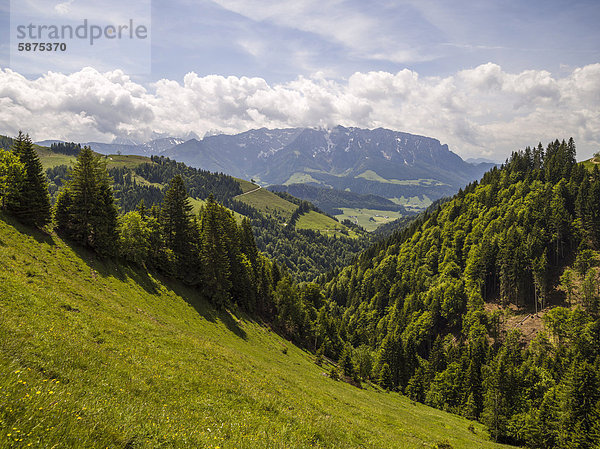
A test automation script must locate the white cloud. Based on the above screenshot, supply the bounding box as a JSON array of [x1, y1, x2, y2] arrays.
[[54, 0, 75, 15], [210, 0, 430, 64], [0, 63, 599, 160]]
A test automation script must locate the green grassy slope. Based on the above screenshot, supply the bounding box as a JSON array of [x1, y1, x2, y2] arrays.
[[582, 156, 600, 171], [295, 211, 357, 238], [0, 214, 513, 449], [35, 146, 154, 171], [334, 208, 405, 232], [234, 186, 298, 221]]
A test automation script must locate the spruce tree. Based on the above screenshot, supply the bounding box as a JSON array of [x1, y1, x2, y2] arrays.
[[379, 363, 394, 391], [54, 146, 118, 255], [159, 175, 194, 278], [160, 175, 193, 255], [7, 132, 51, 227], [199, 194, 231, 307]]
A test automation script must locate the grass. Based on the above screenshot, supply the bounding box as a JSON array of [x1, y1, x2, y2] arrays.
[[283, 172, 322, 185], [236, 179, 259, 194], [295, 211, 358, 238], [234, 188, 298, 222], [0, 213, 515, 449], [36, 146, 154, 171], [35, 147, 78, 170], [334, 208, 405, 232], [103, 154, 153, 169], [390, 195, 433, 213], [355, 170, 447, 186], [582, 156, 600, 171]]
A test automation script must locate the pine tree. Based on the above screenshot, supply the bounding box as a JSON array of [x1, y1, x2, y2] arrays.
[[378, 363, 394, 390], [54, 146, 118, 255], [160, 175, 193, 257], [7, 132, 51, 227], [339, 345, 355, 377], [199, 194, 232, 307]]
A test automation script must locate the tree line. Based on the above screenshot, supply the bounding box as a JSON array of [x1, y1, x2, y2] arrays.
[[3, 132, 599, 446], [321, 138, 600, 447], [0, 133, 334, 345]]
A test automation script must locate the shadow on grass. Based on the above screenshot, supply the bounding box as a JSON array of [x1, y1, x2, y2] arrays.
[[70, 243, 248, 340], [0, 212, 56, 246], [67, 243, 167, 298], [1, 211, 248, 340], [160, 276, 248, 340]]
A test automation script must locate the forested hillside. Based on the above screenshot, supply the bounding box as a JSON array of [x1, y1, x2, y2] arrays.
[[3, 131, 599, 447], [323, 138, 600, 447], [0, 131, 517, 448], [38, 148, 367, 282]]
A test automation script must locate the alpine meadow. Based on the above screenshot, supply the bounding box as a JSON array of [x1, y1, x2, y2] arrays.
[[2, 1, 600, 448]]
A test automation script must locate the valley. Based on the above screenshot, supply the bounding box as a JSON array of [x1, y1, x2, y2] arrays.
[[1, 133, 599, 449]]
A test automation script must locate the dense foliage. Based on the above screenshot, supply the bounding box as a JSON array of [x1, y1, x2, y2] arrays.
[[323, 138, 600, 447], [3, 132, 51, 227], [50, 141, 82, 156], [229, 199, 370, 282], [4, 131, 599, 445]]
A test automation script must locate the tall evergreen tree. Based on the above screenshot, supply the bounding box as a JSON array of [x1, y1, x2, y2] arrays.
[[54, 146, 118, 255], [160, 175, 193, 257], [199, 194, 232, 307], [7, 132, 51, 227]]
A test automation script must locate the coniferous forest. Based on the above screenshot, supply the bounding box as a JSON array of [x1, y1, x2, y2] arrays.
[[1, 133, 599, 448]]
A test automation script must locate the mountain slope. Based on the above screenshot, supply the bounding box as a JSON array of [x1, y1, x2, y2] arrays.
[[0, 214, 510, 449], [164, 126, 493, 211], [268, 183, 406, 215], [34, 142, 363, 281], [323, 138, 600, 446]]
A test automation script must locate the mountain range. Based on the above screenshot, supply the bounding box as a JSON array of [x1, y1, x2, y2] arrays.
[[37, 126, 495, 213]]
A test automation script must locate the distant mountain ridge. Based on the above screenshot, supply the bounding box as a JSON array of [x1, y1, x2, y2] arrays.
[[35, 126, 494, 213], [161, 126, 494, 210], [35, 137, 185, 156]]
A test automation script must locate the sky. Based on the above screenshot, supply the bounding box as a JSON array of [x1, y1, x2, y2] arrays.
[[0, 0, 599, 160]]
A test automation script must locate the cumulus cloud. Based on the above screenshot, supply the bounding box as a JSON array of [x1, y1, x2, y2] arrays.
[[54, 0, 75, 15], [0, 63, 599, 160]]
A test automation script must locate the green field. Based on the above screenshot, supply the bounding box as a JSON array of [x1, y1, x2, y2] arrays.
[[0, 213, 513, 449], [36, 146, 153, 171], [236, 178, 260, 194], [35, 147, 79, 169], [295, 210, 358, 238], [283, 172, 322, 185], [104, 154, 153, 169], [390, 195, 433, 213], [582, 156, 600, 171], [234, 187, 298, 221], [335, 208, 405, 232], [356, 170, 447, 186]]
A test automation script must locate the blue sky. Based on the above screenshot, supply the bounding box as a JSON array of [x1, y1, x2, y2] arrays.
[[2, 0, 599, 82], [0, 0, 599, 160], [150, 0, 600, 83]]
